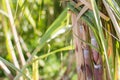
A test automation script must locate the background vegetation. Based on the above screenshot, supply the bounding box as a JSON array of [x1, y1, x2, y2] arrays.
[[0, 0, 76, 80]]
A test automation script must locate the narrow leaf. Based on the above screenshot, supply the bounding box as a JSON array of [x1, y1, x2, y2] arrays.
[[0, 57, 30, 80]]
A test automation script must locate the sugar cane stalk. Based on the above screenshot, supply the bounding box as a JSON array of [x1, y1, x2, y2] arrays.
[[72, 12, 93, 80], [82, 23, 92, 80], [90, 30, 103, 80], [71, 13, 86, 80]]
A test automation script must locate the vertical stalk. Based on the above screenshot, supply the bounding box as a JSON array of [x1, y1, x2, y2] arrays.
[[32, 56, 39, 80], [90, 30, 103, 80], [0, 61, 13, 80], [5, 0, 26, 66], [116, 45, 120, 80], [82, 24, 92, 80], [2, 0, 24, 79], [118, 56, 120, 80], [2, 17, 20, 72], [71, 13, 85, 80]]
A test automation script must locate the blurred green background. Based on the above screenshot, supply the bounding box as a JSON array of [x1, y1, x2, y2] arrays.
[[0, 0, 77, 80]]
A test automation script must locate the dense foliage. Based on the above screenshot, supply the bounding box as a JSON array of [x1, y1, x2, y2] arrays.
[[0, 0, 120, 80]]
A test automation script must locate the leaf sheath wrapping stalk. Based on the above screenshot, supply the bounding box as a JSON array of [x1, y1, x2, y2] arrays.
[[83, 47, 92, 80], [82, 22, 93, 80], [90, 32, 103, 80], [72, 13, 85, 80]]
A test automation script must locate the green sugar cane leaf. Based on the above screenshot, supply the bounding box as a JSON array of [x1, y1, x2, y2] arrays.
[[91, 0, 112, 79], [32, 45, 74, 63], [91, 0, 107, 53], [15, 8, 68, 80], [31, 8, 68, 57], [15, 45, 73, 79], [106, 0, 120, 20], [18, 0, 40, 35], [0, 57, 30, 80]]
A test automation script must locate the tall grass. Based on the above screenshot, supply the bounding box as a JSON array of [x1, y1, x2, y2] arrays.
[[0, 0, 120, 80]]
